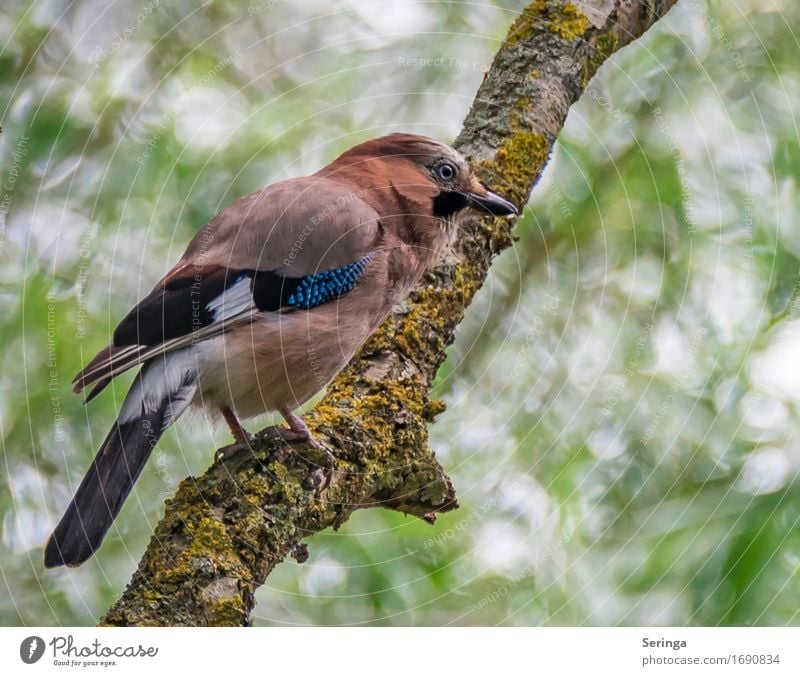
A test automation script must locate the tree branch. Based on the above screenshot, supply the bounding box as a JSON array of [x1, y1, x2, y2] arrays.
[[101, 0, 678, 626]]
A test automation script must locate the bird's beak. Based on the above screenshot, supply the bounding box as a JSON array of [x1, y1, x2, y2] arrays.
[[465, 188, 518, 217]]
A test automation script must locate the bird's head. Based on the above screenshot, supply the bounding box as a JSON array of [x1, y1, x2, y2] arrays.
[[317, 133, 518, 223]]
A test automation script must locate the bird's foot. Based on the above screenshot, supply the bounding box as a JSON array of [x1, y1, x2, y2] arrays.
[[215, 432, 255, 462], [269, 425, 312, 443], [257, 410, 336, 490], [302, 437, 337, 491]]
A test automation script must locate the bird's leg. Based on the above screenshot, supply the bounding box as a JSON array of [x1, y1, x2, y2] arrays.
[[222, 406, 252, 444], [272, 408, 314, 443], [215, 406, 255, 461]]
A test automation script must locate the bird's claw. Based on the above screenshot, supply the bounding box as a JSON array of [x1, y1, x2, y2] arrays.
[[215, 434, 255, 462], [256, 424, 336, 490], [303, 438, 336, 491], [216, 420, 335, 492]]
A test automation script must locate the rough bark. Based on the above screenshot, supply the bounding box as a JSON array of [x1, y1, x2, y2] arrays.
[[101, 0, 679, 626]]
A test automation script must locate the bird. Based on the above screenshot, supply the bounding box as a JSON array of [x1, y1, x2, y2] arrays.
[[44, 132, 517, 568]]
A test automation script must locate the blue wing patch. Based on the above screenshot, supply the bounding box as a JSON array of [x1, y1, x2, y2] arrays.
[[286, 254, 373, 309], [111, 253, 375, 354]]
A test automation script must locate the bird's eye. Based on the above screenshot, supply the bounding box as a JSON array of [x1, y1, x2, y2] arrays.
[[436, 163, 456, 181]]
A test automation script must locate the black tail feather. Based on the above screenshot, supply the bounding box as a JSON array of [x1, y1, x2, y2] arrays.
[[44, 409, 167, 568], [48, 350, 198, 568]]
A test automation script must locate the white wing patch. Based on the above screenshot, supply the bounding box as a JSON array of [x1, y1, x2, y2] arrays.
[[206, 276, 254, 322], [118, 348, 198, 425]]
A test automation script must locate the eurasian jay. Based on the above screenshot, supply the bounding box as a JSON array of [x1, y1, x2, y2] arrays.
[[44, 133, 517, 568]]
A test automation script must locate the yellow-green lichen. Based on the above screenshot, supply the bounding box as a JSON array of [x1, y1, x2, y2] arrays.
[[549, 3, 591, 41], [205, 595, 246, 626], [506, 0, 548, 45], [423, 398, 446, 422], [480, 130, 550, 212], [507, 1, 590, 45], [181, 516, 241, 569], [583, 30, 619, 85]]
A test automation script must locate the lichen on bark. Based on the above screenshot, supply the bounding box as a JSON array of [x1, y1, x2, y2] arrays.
[[101, 0, 679, 626]]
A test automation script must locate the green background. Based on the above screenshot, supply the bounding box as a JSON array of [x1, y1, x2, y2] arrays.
[[2, 0, 799, 625]]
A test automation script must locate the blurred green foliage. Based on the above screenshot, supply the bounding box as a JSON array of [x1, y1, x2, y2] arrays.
[[2, 0, 799, 626]]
